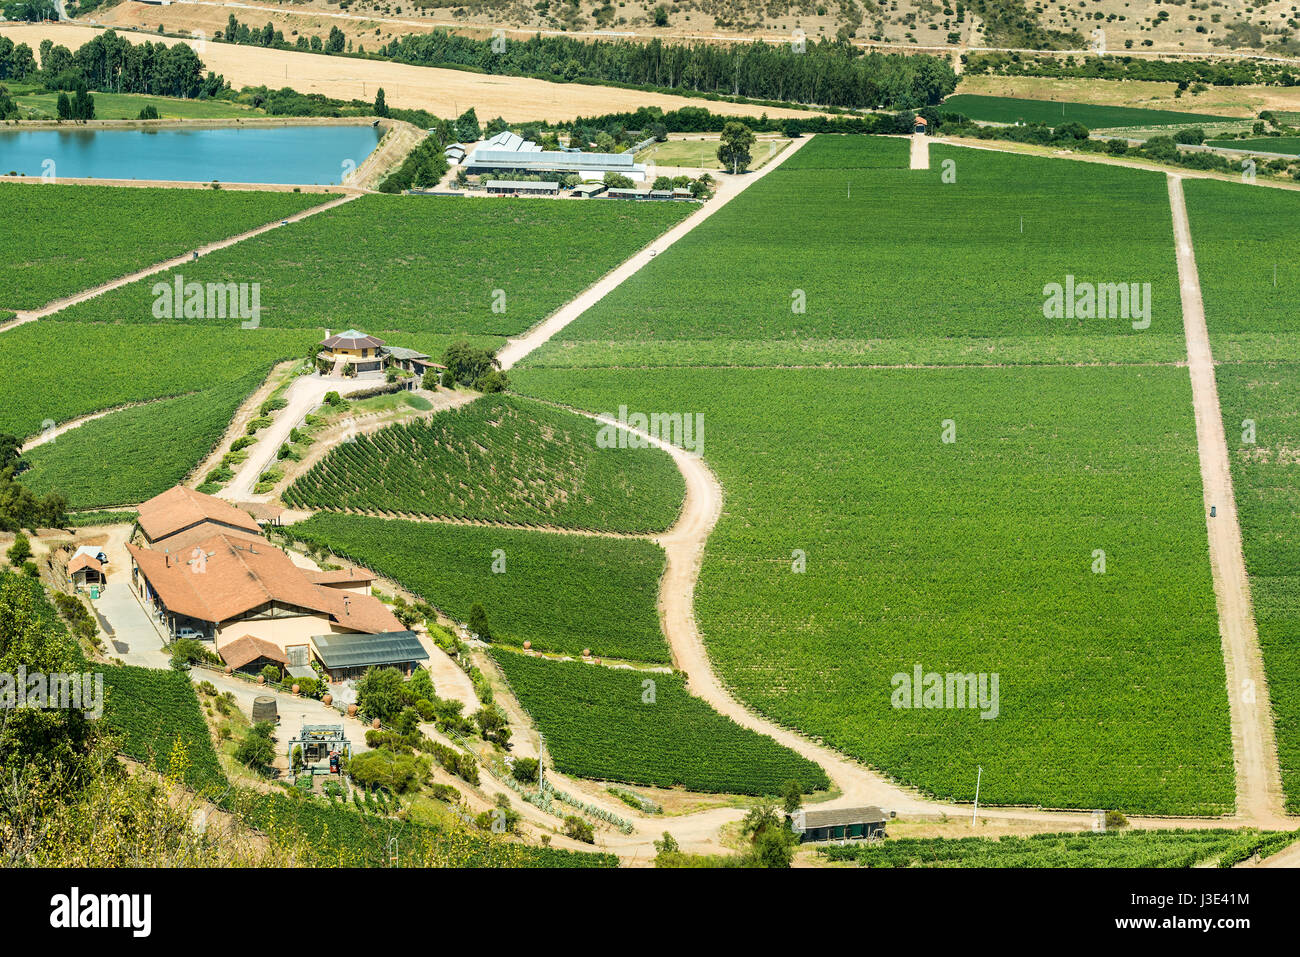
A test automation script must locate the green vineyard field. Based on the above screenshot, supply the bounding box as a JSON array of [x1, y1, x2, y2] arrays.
[[284, 394, 685, 534], [512, 365, 1233, 814], [52, 193, 692, 338], [530, 141, 1185, 368], [819, 829, 1297, 868], [287, 512, 670, 662], [0, 182, 327, 312], [494, 650, 829, 795], [21, 371, 264, 508]]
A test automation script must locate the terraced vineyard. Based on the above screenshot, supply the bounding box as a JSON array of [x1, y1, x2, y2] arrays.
[[530, 142, 1184, 369], [287, 512, 670, 662], [21, 371, 264, 508], [494, 650, 829, 795], [53, 193, 693, 340], [512, 364, 1233, 814], [819, 829, 1298, 868], [284, 395, 684, 533], [0, 182, 327, 312]]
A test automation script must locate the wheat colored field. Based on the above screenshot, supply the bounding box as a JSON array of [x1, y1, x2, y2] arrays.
[[0, 22, 820, 122]]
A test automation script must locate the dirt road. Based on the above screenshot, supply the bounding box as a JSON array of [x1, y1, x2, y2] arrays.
[[1168, 174, 1287, 828], [909, 132, 929, 169], [217, 372, 378, 502], [497, 135, 813, 371]]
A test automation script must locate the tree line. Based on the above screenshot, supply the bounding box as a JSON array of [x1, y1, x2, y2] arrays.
[[966, 51, 1300, 87], [0, 30, 225, 100], [212, 16, 955, 111]]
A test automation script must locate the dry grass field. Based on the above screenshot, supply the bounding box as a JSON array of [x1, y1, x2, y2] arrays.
[[0, 21, 817, 122]]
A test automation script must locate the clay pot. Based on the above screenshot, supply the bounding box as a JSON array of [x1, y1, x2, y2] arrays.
[[372, 718, 381, 730], [523, 640, 531, 650], [582, 648, 591, 658], [291, 684, 300, 695], [224, 666, 232, 675], [347, 704, 357, 717], [323, 694, 333, 706], [257, 675, 265, 684]]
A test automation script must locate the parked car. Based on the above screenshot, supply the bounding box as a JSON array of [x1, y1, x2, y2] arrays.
[[175, 627, 204, 641]]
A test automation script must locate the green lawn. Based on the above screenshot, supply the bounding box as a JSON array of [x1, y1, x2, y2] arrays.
[[942, 93, 1233, 128], [0, 181, 328, 312], [286, 513, 670, 662], [10, 87, 262, 121], [512, 365, 1233, 814]]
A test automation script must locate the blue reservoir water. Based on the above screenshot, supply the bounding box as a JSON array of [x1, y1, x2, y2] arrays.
[[0, 124, 382, 184]]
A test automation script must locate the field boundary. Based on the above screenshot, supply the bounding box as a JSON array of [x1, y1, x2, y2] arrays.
[[1168, 173, 1288, 828]]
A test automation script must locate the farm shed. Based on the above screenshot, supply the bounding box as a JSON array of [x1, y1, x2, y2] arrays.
[[606, 188, 650, 200], [218, 634, 290, 674], [914, 116, 929, 134], [648, 189, 675, 201], [485, 180, 560, 196], [571, 183, 607, 198], [310, 630, 428, 682], [68, 553, 105, 588], [790, 806, 888, 843]]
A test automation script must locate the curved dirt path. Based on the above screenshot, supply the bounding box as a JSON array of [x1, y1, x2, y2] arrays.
[[1168, 174, 1287, 828]]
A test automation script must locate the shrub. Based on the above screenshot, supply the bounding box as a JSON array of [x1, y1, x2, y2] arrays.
[[563, 815, 595, 844]]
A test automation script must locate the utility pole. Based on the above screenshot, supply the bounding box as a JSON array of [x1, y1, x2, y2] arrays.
[[971, 765, 982, 826]]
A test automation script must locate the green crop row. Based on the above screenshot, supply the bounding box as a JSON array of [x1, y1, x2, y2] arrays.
[[284, 394, 685, 534], [0, 321, 316, 439], [494, 649, 829, 795], [529, 140, 1185, 369], [940, 94, 1232, 128], [53, 193, 693, 337], [286, 512, 670, 662], [819, 828, 1297, 868], [0, 182, 327, 312], [21, 371, 264, 508]]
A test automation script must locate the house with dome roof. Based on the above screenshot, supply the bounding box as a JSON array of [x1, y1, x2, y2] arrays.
[[317, 329, 443, 379]]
